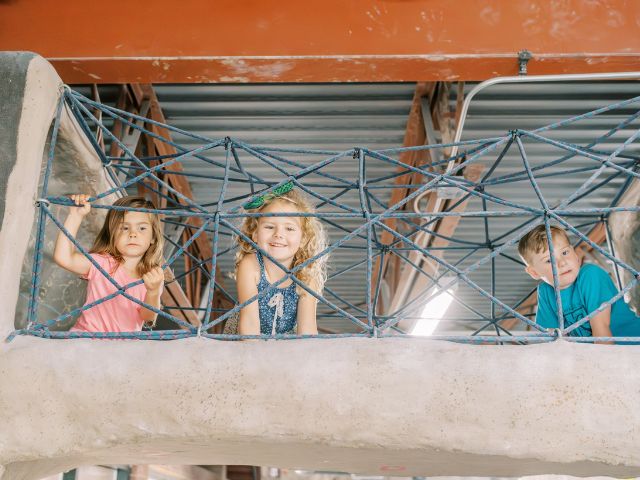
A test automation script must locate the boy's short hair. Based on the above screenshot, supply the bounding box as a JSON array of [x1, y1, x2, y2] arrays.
[[518, 225, 571, 264]]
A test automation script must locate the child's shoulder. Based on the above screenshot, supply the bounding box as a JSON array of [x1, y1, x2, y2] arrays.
[[236, 253, 260, 278], [90, 252, 116, 265], [578, 262, 608, 280], [82, 252, 118, 279], [574, 263, 615, 293]]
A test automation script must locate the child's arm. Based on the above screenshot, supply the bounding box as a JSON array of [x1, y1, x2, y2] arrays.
[[140, 267, 164, 326], [590, 306, 613, 342], [579, 264, 617, 343], [296, 284, 319, 335], [53, 194, 92, 276], [535, 285, 559, 330], [237, 256, 261, 335]]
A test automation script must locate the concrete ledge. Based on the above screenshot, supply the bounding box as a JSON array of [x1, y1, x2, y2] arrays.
[[1, 338, 640, 479]]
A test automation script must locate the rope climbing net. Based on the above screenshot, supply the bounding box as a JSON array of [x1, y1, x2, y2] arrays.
[[10, 86, 640, 343]]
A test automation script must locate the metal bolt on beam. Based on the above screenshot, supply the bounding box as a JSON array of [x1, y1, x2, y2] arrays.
[[518, 50, 533, 75]]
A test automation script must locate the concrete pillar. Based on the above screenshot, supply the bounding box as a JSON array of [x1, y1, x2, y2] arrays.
[[0, 52, 116, 337], [0, 52, 61, 338], [610, 180, 640, 314]]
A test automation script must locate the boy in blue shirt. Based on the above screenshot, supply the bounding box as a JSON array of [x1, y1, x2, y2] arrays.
[[518, 224, 640, 340]]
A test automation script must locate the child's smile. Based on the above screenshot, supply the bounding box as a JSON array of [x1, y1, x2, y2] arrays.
[[253, 200, 303, 267]]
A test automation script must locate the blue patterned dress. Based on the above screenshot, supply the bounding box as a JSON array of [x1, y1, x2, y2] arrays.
[[256, 251, 298, 335]]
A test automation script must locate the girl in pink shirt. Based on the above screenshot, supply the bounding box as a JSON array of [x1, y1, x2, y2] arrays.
[[53, 194, 165, 333]]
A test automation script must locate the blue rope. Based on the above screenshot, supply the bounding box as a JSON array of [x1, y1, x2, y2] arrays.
[[26, 93, 65, 328], [11, 87, 640, 345]]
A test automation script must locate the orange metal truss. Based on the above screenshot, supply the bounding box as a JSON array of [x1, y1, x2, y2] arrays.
[[1, 0, 639, 83]]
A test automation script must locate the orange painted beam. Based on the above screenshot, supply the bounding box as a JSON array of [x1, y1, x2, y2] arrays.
[[1, 0, 639, 83]]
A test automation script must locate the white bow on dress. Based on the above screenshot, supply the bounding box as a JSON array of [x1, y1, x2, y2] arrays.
[[268, 292, 284, 336]]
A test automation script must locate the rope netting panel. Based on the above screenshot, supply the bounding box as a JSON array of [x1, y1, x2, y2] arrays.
[[9, 87, 640, 343]]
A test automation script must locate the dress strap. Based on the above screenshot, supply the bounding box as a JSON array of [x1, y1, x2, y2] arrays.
[[255, 251, 268, 282]]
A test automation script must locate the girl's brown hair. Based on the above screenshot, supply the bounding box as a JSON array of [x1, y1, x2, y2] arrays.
[[235, 189, 328, 294], [90, 196, 164, 277]]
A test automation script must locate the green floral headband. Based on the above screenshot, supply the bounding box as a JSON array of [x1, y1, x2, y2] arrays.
[[243, 181, 294, 210]]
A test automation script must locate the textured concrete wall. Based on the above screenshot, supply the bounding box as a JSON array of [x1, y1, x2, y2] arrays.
[[13, 103, 118, 331], [0, 53, 33, 228], [3, 53, 640, 480], [0, 52, 60, 339], [0, 52, 116, 335], [610, 180, 640, 314]]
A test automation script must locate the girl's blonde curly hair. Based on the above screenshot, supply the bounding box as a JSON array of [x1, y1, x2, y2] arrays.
[[235, 188, 328, 295]]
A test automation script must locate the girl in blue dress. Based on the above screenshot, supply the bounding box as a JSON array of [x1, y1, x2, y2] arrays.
[[234, 183, 328, 336]]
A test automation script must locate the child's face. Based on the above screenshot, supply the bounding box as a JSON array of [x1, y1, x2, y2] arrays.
[[114, 211, 155, 259], [253, 200, 303, 267], [525, 234, 581, 289]]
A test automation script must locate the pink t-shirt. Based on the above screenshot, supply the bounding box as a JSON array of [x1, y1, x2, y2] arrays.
[[71, 253, 147, 333]]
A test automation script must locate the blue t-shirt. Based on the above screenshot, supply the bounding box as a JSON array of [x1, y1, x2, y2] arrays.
[[536, 263, 640, 339]]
